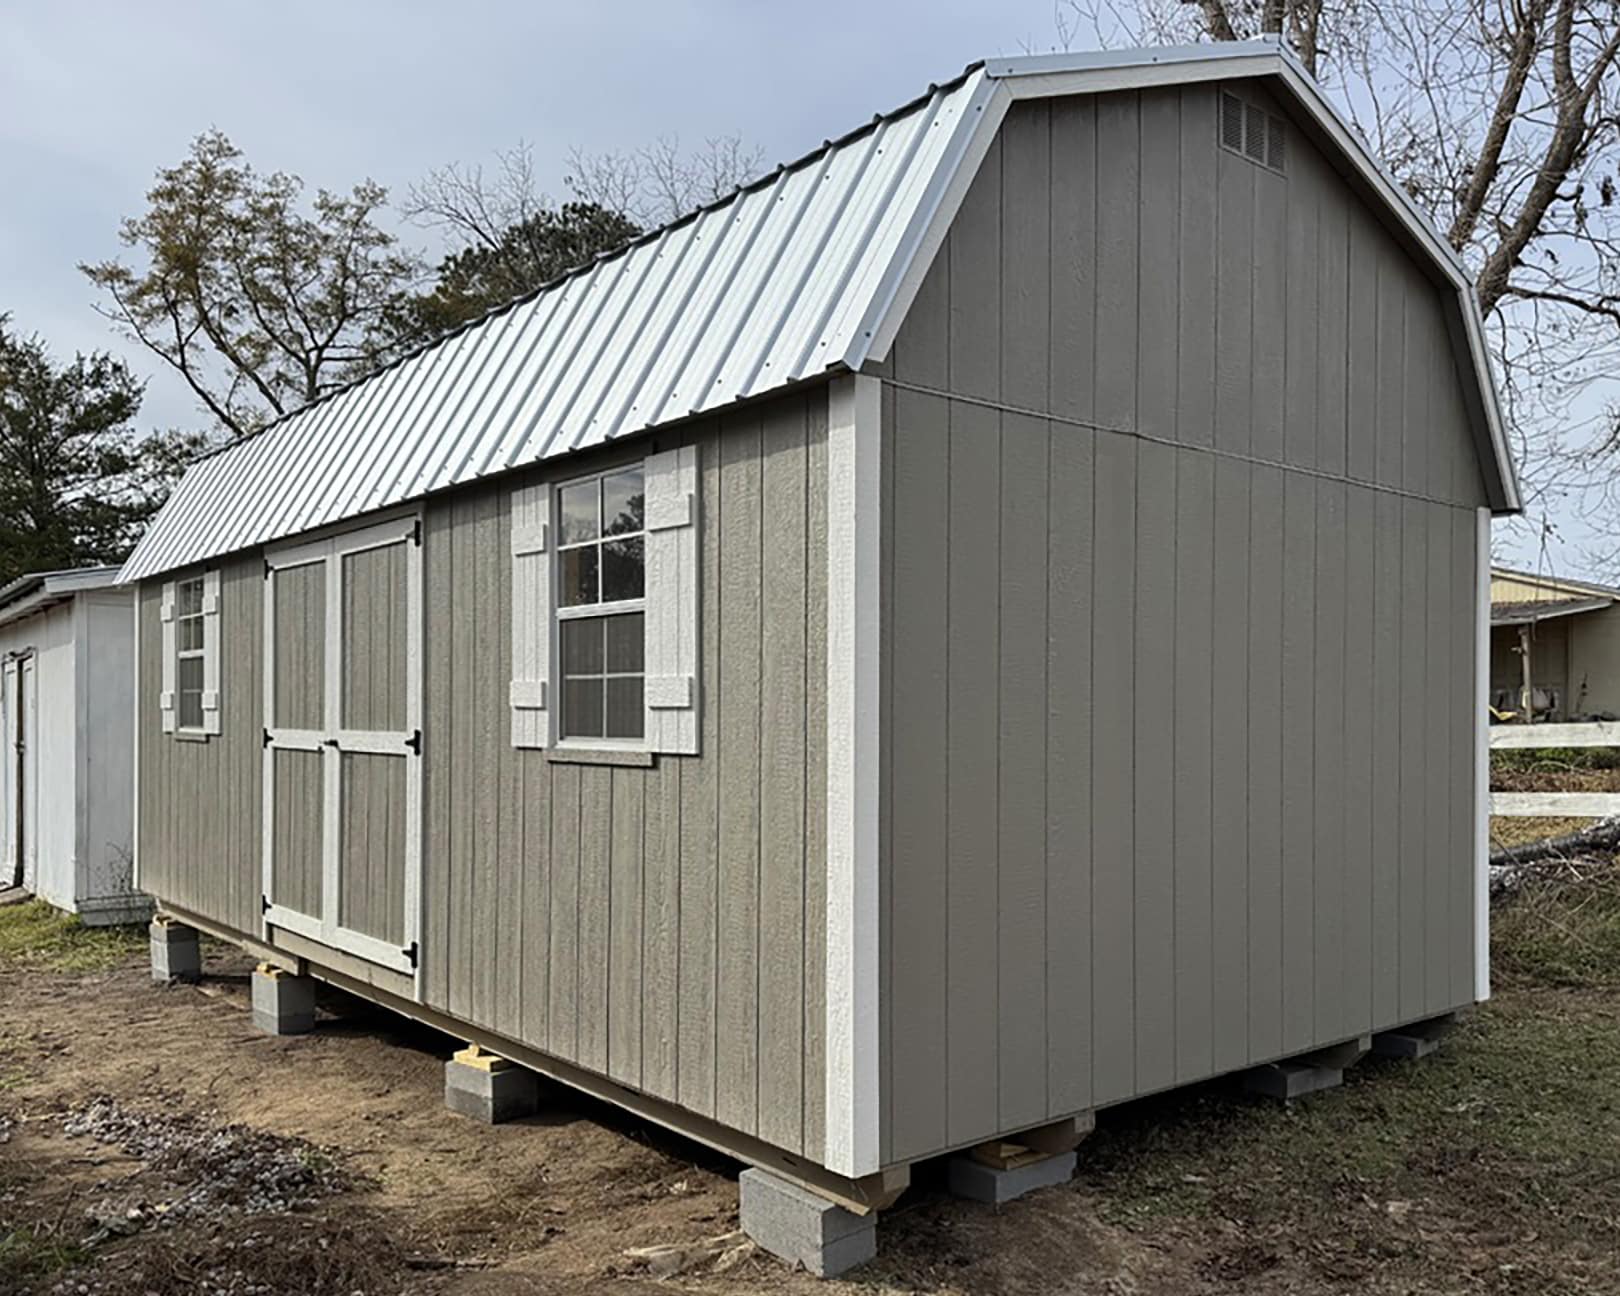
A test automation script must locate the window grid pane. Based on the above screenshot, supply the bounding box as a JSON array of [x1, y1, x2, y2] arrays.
[[559, 612, 643, 742], [555, 469, 647, 743]]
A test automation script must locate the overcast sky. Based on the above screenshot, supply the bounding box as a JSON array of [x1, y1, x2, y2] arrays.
[[3, 2, 1056, 423], [0, 1, 1583, 574]]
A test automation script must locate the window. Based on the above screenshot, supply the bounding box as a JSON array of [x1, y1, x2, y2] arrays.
[[509, 445, 697, 755], [555, 467, 645, 741], [161, 569, 221, 737], [175, 576, 206, 729]]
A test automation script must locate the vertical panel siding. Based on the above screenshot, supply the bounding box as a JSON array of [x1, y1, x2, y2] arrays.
[[418, 387, 828, 1163], [138, 554, 263, 936], [880, 85, 1488, 1162], [141, 386, 828, 1167]]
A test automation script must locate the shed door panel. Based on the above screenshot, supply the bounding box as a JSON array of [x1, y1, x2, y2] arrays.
[[262, 517, 421, 978], [270, 747, 325, 918], [18, 657, 35, 892], [272, 560, 326, 731], [341, 543, 407, 732], [338, 751, 406, 945]]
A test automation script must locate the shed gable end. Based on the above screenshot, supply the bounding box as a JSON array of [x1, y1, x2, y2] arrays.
[[886, 85, 1492, 510]]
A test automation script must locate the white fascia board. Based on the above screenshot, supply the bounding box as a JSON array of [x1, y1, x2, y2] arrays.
[[1475, 507, 1492, 1001], [984, 37, 1283, 77], [824, 372, 882, 1178], [1458, 295, 1521, 513]]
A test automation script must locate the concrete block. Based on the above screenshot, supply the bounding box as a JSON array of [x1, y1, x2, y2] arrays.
[[251, 963, 315, 1035], [1243, 1060, 1344, 1101], [947, 1149, 1077, 1205], [444, 1047, 540, 1124], [1373, 1015, 1454, 1059], [149, 918, 200, 984], [739, 1168, 876, 1278]]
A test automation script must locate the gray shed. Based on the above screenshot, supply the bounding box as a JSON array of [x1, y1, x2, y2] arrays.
[[121, 40, 1518, 1270]]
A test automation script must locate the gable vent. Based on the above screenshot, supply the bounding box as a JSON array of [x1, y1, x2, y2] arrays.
[[1220, 92, 1286, 173]]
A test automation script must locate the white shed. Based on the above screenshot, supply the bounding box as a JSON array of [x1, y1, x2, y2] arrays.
[[0, 568, 145, 925]]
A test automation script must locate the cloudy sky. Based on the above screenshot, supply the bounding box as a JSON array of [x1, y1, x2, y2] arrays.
[[0, 2, 1585, 574], [3, 1, 1057, 424]]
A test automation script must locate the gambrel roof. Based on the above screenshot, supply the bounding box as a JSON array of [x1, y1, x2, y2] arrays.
[[121, 40, 1519, 582]]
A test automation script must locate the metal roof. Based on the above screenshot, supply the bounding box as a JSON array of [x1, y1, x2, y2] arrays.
[[121, 40, 1519, 583], [0, 566, 126, 630], [1492, 596, 1614, 627]]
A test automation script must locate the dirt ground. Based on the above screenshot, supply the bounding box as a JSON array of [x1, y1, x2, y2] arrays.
[[3, 890, 1619, 1296]]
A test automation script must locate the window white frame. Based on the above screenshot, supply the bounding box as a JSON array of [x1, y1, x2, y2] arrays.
[[160, 568, 221, 736], [509, 444, 699, 756], [554, 465, 647, 747]]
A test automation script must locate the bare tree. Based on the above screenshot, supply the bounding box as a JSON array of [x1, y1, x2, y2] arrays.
[[1056, 0, 1620, 573], [397, 141, 641, 345], [565, 133, 766, 227], [82, 130, 419, 436]]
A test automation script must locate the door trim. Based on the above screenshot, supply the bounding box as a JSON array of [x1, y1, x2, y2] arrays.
[[261, 514, 423, 986]]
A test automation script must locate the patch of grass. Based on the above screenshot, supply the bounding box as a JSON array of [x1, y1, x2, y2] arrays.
[[1493, 867, 1620, 989], [0, 1226, 90, 1284], [0, 900, 145, 973], [1077, 868, 1620, 1291], [1492, 745, 1620, 773]]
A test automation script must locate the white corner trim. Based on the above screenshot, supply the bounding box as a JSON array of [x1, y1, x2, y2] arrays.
[[130, 591, 141, 892], [1475, 507, 1491, 1002], [825, 372, 882, 1178]]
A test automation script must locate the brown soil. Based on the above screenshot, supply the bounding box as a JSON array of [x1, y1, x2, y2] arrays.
[[2, 941, 1616, 1295]]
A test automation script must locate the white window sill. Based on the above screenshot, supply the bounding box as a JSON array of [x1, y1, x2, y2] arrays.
[[173, 729, 211, 744], [544, 746, 655, 768]]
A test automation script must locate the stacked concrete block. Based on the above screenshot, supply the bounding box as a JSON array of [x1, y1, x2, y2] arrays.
[[738, 1168, 876, 1278]]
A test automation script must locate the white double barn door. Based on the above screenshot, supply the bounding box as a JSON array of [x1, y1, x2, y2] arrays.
[[262, 516, 422, 975]]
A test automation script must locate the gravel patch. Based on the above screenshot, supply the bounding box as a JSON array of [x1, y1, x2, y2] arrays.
[[59, 1096, 357, 1228]]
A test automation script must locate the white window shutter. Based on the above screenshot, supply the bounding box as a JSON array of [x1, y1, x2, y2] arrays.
[[511, 482, 552, 748], [644, 445, 700, 754], [200, 569, 223, 735], [159, 581, 177, 734]]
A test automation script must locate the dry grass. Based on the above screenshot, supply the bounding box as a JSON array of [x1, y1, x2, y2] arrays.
[[1488, 814, 1595, 850], [0, 899, 144, 973]]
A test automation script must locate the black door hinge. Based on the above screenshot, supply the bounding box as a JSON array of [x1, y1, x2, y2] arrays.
[[411, 518, 422, 547], [401, 940, 419, 969], [261, 893, 271, 914], [262, 728, 272, 749], [405, 729, 421, 755], [264, 559, 272, 578]]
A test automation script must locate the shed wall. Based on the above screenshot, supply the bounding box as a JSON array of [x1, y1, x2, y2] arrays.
[[135, 385, 830, 1167], [0, 604, 74, 907], [421, 388, 829, 1162], [1567, 609, 1620, 718], [877, 85, 1488, 1165], [79, 591, 136, 908], [136, 556, 265, 935]]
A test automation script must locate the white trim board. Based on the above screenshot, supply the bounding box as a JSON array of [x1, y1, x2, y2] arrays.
[[1489, 721, 1620, 750], [824, 373, 882, 1179]]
